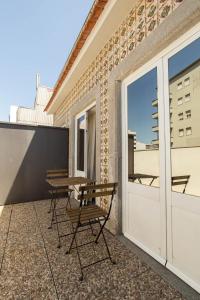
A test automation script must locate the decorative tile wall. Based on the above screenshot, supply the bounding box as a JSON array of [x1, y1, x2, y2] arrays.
[[55, 0, 183, 208]]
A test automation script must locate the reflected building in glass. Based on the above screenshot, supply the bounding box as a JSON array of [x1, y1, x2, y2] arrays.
[[169, 58, 200, 148]]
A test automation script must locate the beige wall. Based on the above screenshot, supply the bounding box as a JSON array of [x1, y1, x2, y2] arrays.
[[53, 0, 200, 234]]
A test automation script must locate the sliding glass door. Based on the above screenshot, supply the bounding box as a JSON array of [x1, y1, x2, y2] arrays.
[[165, 34, 200, 293], [122, 28, 200, 292], [122, 61, 167, 264]]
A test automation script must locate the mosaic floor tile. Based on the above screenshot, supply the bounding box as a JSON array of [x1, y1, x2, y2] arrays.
[[0, 200, 186, 300], [0, 205, 12, 234]]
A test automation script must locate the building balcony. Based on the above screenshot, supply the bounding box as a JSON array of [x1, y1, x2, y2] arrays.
[[152, 139, 159, 145], [152, 112, 158, 119], [152, 125, 159, 132], [152, 99, 158, 107]]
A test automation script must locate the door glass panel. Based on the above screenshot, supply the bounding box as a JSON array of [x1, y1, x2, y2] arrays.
[[168, 37, 200, 196], [77, 115, 85, 171], [127, 68, 159, 187]]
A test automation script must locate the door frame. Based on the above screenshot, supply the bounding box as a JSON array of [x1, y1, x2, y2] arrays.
[[74, 101, 96, 177]]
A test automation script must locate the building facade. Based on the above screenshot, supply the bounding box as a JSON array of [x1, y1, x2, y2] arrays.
[[45, 0, 200, 293]]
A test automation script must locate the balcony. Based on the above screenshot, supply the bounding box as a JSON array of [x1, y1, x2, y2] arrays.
[[152, 125, 159, 132], [152, 139, 159, 145], [152, 99, 158, 107], [152, 112, 158, 119]]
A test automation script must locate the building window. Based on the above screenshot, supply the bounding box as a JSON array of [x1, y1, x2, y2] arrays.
[[179, 129, 184, 137], [186, 110, 191, 119], [177, 82, 182, 90], [184, 77, 190, 86], [178, 112, 183, 120], [177, 97, 183, 105], [185, 93, 191, 102], [186, 127, 192, 136]]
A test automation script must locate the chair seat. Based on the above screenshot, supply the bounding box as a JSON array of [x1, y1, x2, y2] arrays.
[[67, 205, 107, 223]]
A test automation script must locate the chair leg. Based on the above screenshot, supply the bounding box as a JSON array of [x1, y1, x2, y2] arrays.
[[54, 198, 62, 248], [66, 191, 72, 209], [89, 219, 96, 236], [73, 228, 84, 281], [48, 194, 53, 213], [95, 217, 107, 243], [66, 222, 79, 254], [96, 218, 116, 264], [48, 198, 56, 229]]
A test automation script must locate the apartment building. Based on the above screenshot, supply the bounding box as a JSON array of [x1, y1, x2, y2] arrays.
[[170, 59, 200, 148]]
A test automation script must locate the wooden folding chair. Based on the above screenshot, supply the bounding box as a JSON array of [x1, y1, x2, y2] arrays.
[[46, 170, 68, 214], [46, 170, 73, 248], [66, 182, 117, 281], [171, 175, 190, 193]]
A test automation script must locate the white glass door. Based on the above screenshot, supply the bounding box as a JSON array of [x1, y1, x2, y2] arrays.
[[122, 61, 167, 264], [122, 27, 200, 293], [164, 34, 200, 293]]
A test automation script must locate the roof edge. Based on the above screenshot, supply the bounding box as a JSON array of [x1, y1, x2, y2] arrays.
[[45, 0, 108, 112]]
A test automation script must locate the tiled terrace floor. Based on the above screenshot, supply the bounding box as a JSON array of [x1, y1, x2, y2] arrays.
[[0, 200, 185, 299]]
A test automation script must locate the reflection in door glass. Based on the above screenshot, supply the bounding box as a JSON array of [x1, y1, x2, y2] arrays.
[[127, 68, 159, 187], [168, 37, 200, 196], [77, 115, 85, 171]]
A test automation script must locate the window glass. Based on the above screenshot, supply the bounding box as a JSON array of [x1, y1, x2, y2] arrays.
[[185, 93, 191, 102], [178, 129, 184, 137], [186, 110, 191, 119], [168, 37, 200, 196], [177, 82, 182, 90], [127, 68, 159, 187], [77, 115, 85, 171], [178, 113, 183, 121], [184, 77, 190, 86], [177, 97, 183, 105], [186, 127, 192, 136]]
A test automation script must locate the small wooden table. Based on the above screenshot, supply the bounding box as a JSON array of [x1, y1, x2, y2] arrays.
[[129, 173, 158, 186], [46, 176, 95, 197]]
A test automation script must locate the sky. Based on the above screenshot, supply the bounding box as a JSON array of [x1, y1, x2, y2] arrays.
[[128, 37, 200, 145], [0, 0, 94, 121]]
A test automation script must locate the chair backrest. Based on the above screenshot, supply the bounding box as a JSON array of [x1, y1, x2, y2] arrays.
[[46, 169, 68, 179], [78, 183, 117, 214], [171, 175, 190, 193]]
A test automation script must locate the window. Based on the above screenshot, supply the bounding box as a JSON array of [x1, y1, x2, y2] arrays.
[[184, 77, 190, 86], [178, 112, 183, 120], [186, 127, 192, 136], [186, 110, 191, 119], [177, 97, 183, 105], [177, 82, 182, 90], [185, 93, 191, 102], [178, 129, 184, 137]]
